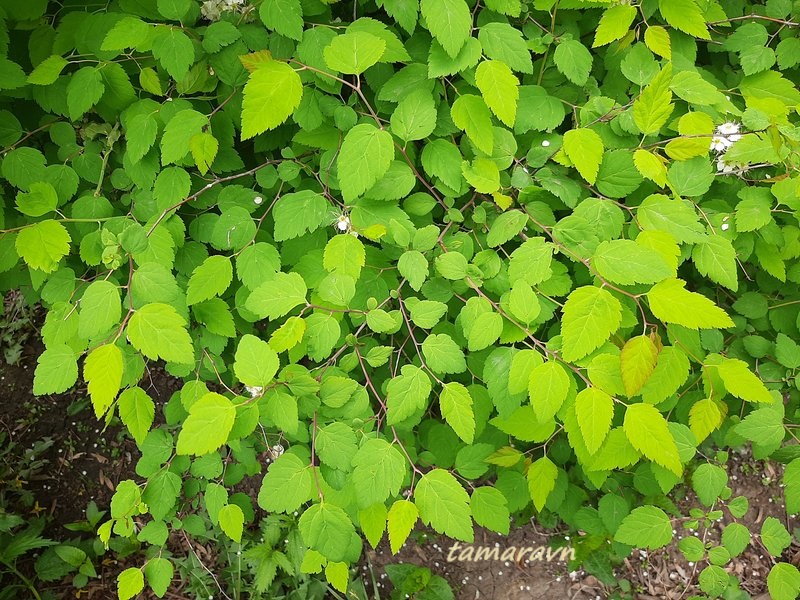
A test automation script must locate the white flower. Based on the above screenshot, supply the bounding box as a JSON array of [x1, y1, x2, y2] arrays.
[[721, 223, 729, 231], [201, 0, 222, 20], [541, 139, 551, 147], [335, 215, 350, 231], [717, 122, 740, 136], [253, 196, 263, 205], [245, 385, 263, 398], [709, 136, 731, 152]]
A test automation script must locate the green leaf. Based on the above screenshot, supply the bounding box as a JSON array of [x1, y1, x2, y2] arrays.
[[776, 333, 800, 369], [633, 64, 674, 135], [648, 279, 734, 330], [161, 109, 208, 165], [258, 453, 314, 513], [614, 506, 673, 548], [144, 558, 173, 598], [515, 85, 566, 133], [487, 210, 527, 247], [358, 502, 387, 549], [439, 382, 475, 444], [337, 123, 394, 202], [16, 220, 71, 273], [527, 456, 557, 511], [324, 32, 386, 75], [323, 234, 366, 280], [176, 392, 236, 456], [84, 344, 123, 418], [721, 522, 750, 557], [637, 194, 706, 244], [658, 0, 710, 39], [241, 61, 303, 140], [189, 132, 218, 175], [692, 463, 728, 506], [508, 281, 540, 324], [315, 422, 358, 472], [475, 60, 519, 127], [298, 503, 356, 563], [434, 252, 468, 280], [478, 23, 532, 73], [187, 255, 233, 305], [259, 0, 303, 41], [398, 251, 428, 291], [508, 237, 553, 285], [78, 280, 122, 338], [575, 387, 614, 454], [234, 334, 279, 388], [762, 517, 791, 557], [467, 312, 503, 352], [592, 239, 673, 285], [640, 347, 690, 405], [553, 39, 593, 86], [560, 286, 622, 362], [623, 403, 682, 476], [33, 344, 78, 395], [151, 27, 194, 80], [387, 499, 418, 554], [126, 114, 158, 164], [768, 563, 800, 600], [218, 504, 245, 543], [419, 0, 471, 58], [351, 438, 406, 508], [272, 191, 328, 241], [563, 128, 604, 185], [414, 469, 473, 541], [422, 334, 466, 374], [15, 182, 58, 217], [461, 158, 500, 193], [470, 487, 510, 535], [451, 94, 493, 155], [593, 4, 637, 47], [528, 361, 569, 422], [118, 387, 155, 446], [692, 235, 738, 291], [390, 89, 437, 142], [28, 55, 68, 85], [386, 365, 431, 424], [246, 272, 308, 320], [716, 358, 773, 403], [127, 303, 195, 364], [620, 336, 659, 397], [118, 567, 145, 600], [101, 16, 150, 50], [67, 67, 105, 121]]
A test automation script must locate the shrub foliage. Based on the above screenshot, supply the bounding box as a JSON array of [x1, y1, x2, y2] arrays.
[[1, 0, 800, 597]]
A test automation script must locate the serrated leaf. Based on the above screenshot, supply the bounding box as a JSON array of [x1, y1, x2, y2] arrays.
[[241, 61, 303, 140], [623, 403, 682, 476], [84, 344, 123, 418], [337, 124, 394, 201], [575, 387, 614, 454], [414, 469, 473, 541], [218, 504, 245, 543], [387, 499, 418, 554], [419, 0, 471, 58], [246, 272, 308, 320], [716, 358, 773, 403], [693, 235, 738, 291], [593, 5, 637, 47], [298, 503, 356, 563], [67, 67, 105, 121], [422, 334, 466, 374], [351, 438, 406, 508], [439, 382, 475, 444], [144, 558, 173, 598], [451, 94, 493, 155], [118, 568, 144, 600], [528, 361, 569, 422], [658, 0, 710, 40], [187, 255, 233, 305], [561, 286, 622, 362], [127, 303, 195, 364], [259, 0, 303, 41], [16, 220, 71, 273], [475, 60, 519, 127], [176, 392, 236, 455], [527, 456, 557, 511], [78, 280, 122, 339], [118, 387, 155, 446], [470, 487, 510, 534], [614, 506, 672, 548], [324, 31, 386, 75], [592, 239, 673, 285], [620, 336, 659, 397], [258, 453, 314, 513], [563, 128, 603, 185], [633, 64, 674, 135], [33, 344, 78, 396], [648, 279, 733, 330], [553, 39, 593, 86]]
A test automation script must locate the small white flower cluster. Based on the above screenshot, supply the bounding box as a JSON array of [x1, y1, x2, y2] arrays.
[[201, 0, 246, 21], [334, 213, 359, 237], [245, 385, 263, 398], [710, 122, 749, 175], [710, 122, 742, 153]]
